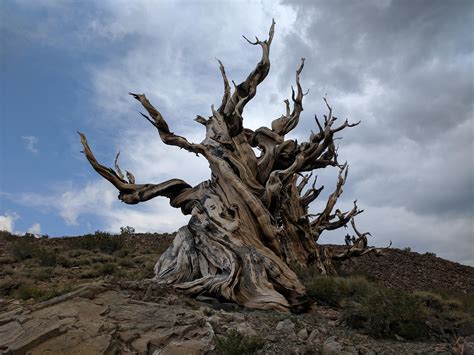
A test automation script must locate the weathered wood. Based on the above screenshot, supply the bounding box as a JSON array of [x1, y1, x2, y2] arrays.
[[78, 20, 378, 313]]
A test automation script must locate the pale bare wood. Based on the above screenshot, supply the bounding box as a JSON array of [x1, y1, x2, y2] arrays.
[[78, 21, 377, 313]]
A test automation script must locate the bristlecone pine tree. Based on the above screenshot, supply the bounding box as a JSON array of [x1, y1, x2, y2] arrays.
[[79, 20, 383, 313]]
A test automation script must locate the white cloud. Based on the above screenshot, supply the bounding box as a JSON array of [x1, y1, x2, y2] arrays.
[[27, 222, 41, 235], [319, 204, 474, 266], [54, 179, 190, 232], [58, 180, 116, 226], [85, 1, 297, 127], [62, 0, 299, 234], [21, 135, 39, 154], [0, 214, 16, 232], [16, 179, 190, 234], [6, 0, 473, 266]]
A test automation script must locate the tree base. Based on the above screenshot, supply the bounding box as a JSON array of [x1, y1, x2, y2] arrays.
[[153, 225, 313, 313]]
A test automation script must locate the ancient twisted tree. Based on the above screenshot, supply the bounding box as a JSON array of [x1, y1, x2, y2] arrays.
[[79, 21, 378, 313]]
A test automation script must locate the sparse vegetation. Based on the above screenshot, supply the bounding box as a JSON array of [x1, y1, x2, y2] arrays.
[[0, 277, 22, 296], [96, 263, 116, 276], [214, 329, 264, 355], [0, 230, 170, 309], [14, 283, 48, 300], [0, 229, 472, 351], [70, 231, 125, 254], [12, 240, 37, 261], [343, 287, 430, 340], [294, 263, 473, 341], [302, 275, 373, 307]]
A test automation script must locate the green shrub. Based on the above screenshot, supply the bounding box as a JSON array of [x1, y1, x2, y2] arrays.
[[112, 268, 128, 279], [68, 249, 87, 258], [303, 276, 373, 307], [297, 272, 437, 340], [413, 291, 462, 312], [56, 255, 73, 267], [34, 248, 58, 266], [119, 258, 135, 267], [141, 262, 156, 278], [453, 293, 474, 315], [13, 283, 72, 301], [12, 240, 59, 267], [0, 277, 22, 296], [114, 248, 130, 258], [12, 240, 36, 261], [214, 329, 264, 355], [13, 283, 47, 300], [96, 263, 116, 275], [91, 254, 114, 263], [80, 269, 99, 279], [343, 288, 430, 340], [71, 232, 125, 254], [0, 230, 16, 240], [31, 268, 53, 281]]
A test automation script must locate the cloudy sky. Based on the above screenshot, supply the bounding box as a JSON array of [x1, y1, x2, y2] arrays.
[[0, 0, 472, 265]]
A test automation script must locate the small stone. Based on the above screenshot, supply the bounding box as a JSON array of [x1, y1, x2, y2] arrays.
[[236, 322, 257, 337], [319, 326, 328, 334], [267, 334, 278, 342], [297, 328, 308, 340], [307, 329, 319, 342], [229, 312, 245, 322], [287, 330, 297, 341], [275, 318, 295, 332], [323, 336, 342, 355]]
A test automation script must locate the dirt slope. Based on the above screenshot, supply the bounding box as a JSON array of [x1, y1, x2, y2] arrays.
[[332, 245, 474, 295]]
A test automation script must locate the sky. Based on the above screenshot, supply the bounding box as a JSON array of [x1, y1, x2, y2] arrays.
[[0, 0, 473, 265]]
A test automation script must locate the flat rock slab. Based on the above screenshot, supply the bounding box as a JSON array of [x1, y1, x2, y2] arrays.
[[0, 283, 213, 355]]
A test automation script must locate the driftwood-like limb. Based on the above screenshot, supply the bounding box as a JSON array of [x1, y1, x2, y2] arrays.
[[78, 132, 197, 209], [216, 59, 231, 113], [331, 219, 386, 260], [271, 58, 306, 137], [222, 19, 275, 137], [311, 164, 349, 233], [78, 20, 375, 313], [129, 93, 206, 156]]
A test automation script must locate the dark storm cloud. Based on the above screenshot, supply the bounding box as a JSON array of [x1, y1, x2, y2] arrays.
[[5, 0, 470, 264], [280, 0, 473, 140], [277, 0, 473, 262]]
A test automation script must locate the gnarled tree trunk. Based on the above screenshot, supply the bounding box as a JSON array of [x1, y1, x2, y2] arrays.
[[79, 20, 381, 312]]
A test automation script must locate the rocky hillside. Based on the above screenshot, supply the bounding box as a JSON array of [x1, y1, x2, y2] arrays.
[[332, 245, 474, 295], [0, 231, 473, 354]]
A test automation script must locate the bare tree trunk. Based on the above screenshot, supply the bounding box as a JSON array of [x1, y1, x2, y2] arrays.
[[78, 20, 383, 312]]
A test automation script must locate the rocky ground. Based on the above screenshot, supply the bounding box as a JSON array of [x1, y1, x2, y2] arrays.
[[333, 245, 474, 295], [0, 231, 473, 354]]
